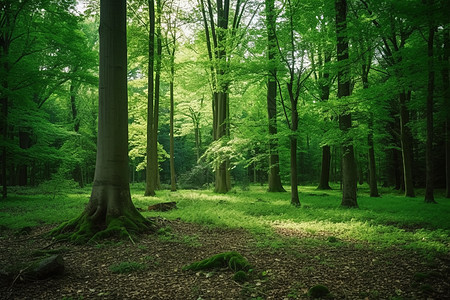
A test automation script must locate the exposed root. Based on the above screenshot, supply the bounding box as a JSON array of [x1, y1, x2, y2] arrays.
[[50, 211, 155, 244]]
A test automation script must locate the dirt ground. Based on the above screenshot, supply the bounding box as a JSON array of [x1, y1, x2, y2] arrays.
[[1, 218, 449, 300]]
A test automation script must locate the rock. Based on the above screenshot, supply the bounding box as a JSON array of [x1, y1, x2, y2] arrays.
[[31, 255, 65, 280]]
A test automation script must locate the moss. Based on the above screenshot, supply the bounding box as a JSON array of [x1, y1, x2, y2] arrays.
[[49, 210, 154, 244], [233, 270, 249, 283], [109, 261, 146, 274], [183, 251, 251, 272], [308, 284, 330, 299]]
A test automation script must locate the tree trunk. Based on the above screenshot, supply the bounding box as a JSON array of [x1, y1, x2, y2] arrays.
[[265, 0, 285, 193], [290, 107, 300, 206], [317, 52, 332, 190], [442, 20, 450, 198], [18, 129, 33, 186], [145, 0, 156, 196], [318, 146, 332, 190], [70, 81, 84, 187], [368, 115, 379, 197], [399, 91, 415, 197], [336, 0, 357, 207], [362, 62, 379, 197], [52, 0, 152, 242], [169, 48, 176, 192], [214, 91, 229, 193], [1, 26, 10, 198], [424, 1, 436, 203]]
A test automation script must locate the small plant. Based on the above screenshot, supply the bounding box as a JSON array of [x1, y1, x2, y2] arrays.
[[109, 261, 146, 274]]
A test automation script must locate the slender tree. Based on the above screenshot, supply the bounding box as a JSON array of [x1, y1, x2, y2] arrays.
[[199, 0, 247, 193], [52, 0, 152, 242], [145, 0, 158, 196], [265, 0, 285, 193], [335, 0, 358, 207], [443, 22, 450, 198], [424, 0, 436, 203]]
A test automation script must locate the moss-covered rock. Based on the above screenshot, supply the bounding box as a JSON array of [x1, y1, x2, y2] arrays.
[[183, 251, 251, 272], [233, 270, 249, 283], [308, 284, 330, 299]]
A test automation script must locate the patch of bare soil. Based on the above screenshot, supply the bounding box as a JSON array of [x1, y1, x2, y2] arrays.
[[1, 218, 449, 300]]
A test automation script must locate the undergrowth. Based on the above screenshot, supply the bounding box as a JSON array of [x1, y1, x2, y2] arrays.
[[1, 183, 449, 255]]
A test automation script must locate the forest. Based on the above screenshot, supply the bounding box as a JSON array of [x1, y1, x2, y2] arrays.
[[1, 0, 449, 299]]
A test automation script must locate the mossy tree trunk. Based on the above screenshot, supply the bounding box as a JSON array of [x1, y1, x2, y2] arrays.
[[52, 0, 152, 242]]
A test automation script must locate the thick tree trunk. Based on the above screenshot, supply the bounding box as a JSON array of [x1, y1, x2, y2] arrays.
[[318, 145, 332, 190], [336, 0, 357, 207], [399, 91, 415, 197], [89, 0, 144, 224], [52, 0, 151, 242], [214, 91, 229, 193], [424, 2, 436, 203]]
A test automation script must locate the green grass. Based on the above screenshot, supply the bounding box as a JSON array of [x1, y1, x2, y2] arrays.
[[1, 183, 449, 255]]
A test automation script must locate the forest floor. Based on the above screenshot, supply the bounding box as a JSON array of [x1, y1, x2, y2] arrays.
[[1, 217, 449, 300]]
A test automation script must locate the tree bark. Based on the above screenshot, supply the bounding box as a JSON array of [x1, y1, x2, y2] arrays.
[[52, 0, 152, 242], [368, 115, 379, 196], [145, 0, 157, 196], [169, 47, 176, 192], [336, 0, 357, 207], [442, 19, 450, 198], [265, 0, 285, 193], [362, 60, 379, 197], [317, 50, 332, 190], [318, 146, 332, 190], [0, 8, 11, 198], [424, 0, 436, 203], [290, 108, 300, 206], [399, 91, 415, 197]]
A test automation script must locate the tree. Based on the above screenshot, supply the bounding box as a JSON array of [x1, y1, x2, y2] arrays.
[[424, 0, 436, 203], [163, 0, 180, 192], [52, 0, 152, 242], [145, 0, 159, 196], [274, 0, 312, 206], [335, 0, 357, 207], [199, 0, 251, 193], [265, 0, 285, 193]]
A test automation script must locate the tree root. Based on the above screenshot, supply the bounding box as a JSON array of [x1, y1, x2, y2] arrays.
[[49, 212, 155, 244]]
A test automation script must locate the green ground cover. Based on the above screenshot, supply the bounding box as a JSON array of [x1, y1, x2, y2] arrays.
[[1, 184, 449, 255]]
